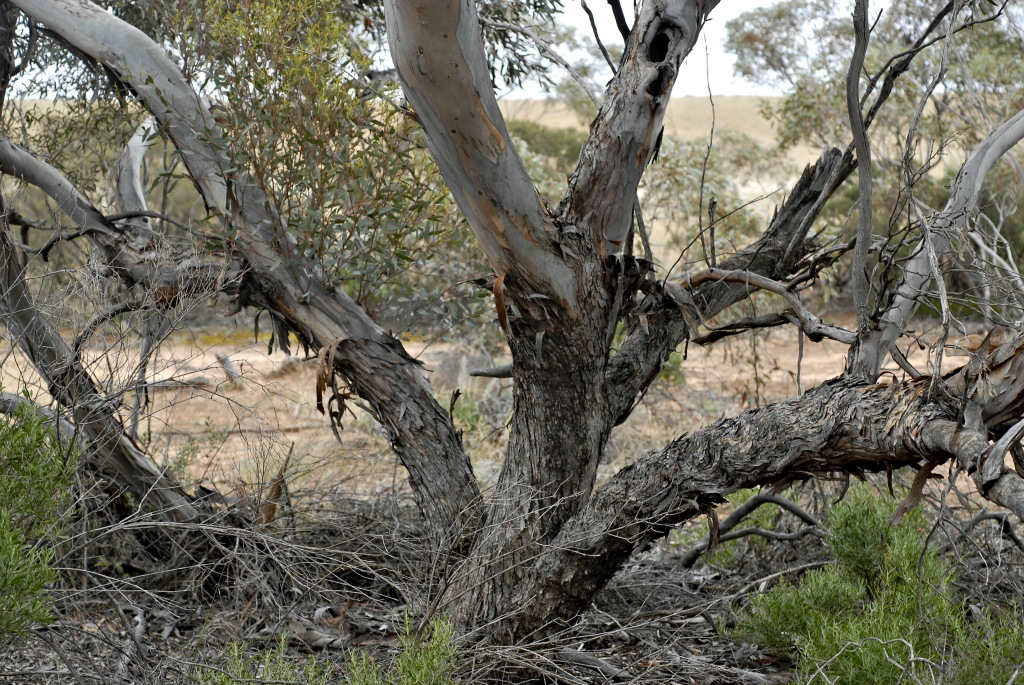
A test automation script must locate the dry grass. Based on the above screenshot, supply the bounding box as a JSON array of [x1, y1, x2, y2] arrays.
[[499, 96, 822, 168]]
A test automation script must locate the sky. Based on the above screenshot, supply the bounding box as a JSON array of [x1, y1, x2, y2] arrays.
[[506, 0, 784, 98]]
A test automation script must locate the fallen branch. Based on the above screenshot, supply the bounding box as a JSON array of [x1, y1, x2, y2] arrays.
[[962, 511, 1024, 554], [469, 363, 513, 379]]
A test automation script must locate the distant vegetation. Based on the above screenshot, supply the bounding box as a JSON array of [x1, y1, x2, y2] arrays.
[[506, 119, 587, 175]]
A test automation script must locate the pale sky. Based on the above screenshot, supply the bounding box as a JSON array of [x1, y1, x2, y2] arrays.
[[507, 0, 784, 98]]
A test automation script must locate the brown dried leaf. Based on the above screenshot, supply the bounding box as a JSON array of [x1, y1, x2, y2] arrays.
[[494, 274, 509, 335]]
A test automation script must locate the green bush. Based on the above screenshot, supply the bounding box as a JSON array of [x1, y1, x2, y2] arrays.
[[732, 566, 864, 656], [196, 635, 333, 685], [950, 607, 1024, 684], [0, 399, 73, 635], [194, 615, 457, 685], [731, 487, 1024, 684], [345, 614, 458, 685]]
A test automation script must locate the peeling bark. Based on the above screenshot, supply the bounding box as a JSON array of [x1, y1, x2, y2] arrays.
[[499, 348, 1024, 638], [561, 0, 716, 251], [384, 0, 577, 308]]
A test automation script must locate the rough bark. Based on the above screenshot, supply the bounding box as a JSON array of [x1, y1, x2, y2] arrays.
[[493, 338, 1024, 638], [498, 375, 946, 638], [383, 0, 1024, 645], [14, 0, 1024, 656], [452, 301, 612, 630], [386, 0, 727, 631], [561, 0, 719, 251]]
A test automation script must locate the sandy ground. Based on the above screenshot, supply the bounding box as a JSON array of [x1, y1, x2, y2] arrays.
[[1, 312, 968, 499]]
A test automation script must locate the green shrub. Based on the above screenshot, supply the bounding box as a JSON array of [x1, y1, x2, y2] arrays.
[[950, 606, 1024, 685], [450, 395, 485, 434], [195, 615, 458, 685], [196, 635, 334, 685], [0, 399, 73, 635], [733, 566, 864, 656], [345, 614, 458, 685], [731, 486, 1024, 684]]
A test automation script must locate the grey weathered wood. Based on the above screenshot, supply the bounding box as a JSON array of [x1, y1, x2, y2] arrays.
[[851, 105, 1024, 379], [215, 353, 243, 388]]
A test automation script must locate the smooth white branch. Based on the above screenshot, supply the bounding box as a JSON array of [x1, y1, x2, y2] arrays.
[[384, 0, 577, 308]]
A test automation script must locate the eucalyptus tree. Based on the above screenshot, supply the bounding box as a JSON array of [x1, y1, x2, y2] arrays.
[[2, 0, 1024, 650]]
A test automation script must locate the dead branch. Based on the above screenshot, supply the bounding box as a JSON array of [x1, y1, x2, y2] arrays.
[[963, 512, 1024, 554], [0, 213, 198, 519], [677, 493, 820, 568], [681, 268, 856, 345], [469, 363, 513, 379], [852, 104, 1024, 379], [847, 0, 873, 330]]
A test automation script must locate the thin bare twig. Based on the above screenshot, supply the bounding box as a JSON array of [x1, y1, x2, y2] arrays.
[[681, 268, 857, 345], [479, 19, 600, 106], [581, 0, 616, 73]]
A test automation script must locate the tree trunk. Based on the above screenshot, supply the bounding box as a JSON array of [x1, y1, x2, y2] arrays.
[[453, 283, 611, 631]]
